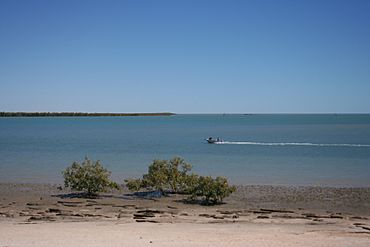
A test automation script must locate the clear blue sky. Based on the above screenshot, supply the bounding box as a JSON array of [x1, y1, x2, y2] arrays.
[[1, 0, 369, 113]]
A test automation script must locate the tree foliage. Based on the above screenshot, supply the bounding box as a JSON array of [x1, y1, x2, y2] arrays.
[[125, 178, 143, 192], [125, 157, 236, 204], [62, 157, 118, 196], [187, 176, 236, 205], [125, 157, 192, 194]]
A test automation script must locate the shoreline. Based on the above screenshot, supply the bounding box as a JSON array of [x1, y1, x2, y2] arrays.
[[1, 183, 369, 246]]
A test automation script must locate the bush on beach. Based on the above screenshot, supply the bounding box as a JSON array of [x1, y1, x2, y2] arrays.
[[61, 156, 236, 204], [125, 157, 236, 205], [62, 157, 119, 197], [186, 176, 236, 205], [125, 157, 192, 195]]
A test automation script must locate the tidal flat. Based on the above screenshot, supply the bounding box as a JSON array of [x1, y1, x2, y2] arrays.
[[1, 183, 369, 246]]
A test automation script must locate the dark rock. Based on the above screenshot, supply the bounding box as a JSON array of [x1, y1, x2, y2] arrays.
[[212, 215, 225, 219], [124, 204, 137, 208], [272, 215, 307, 219], [252, 211, 271, 214], [137, 209, 164, 214], [329, 215, 343, 219], [362, 226, 370, 231], [61, 204, 79, 207], [134, 212, 155, 218], [47, 208, 62, 213], [135, 219, 159, 223], [134, 216, 147, 220], [199, 214, 215, 218], [350, 216, 368, 220], [28, 216, 55, 221], [354, 223, 366, 226], [217, 210, 242, 215], [260, 209, 294, 214]]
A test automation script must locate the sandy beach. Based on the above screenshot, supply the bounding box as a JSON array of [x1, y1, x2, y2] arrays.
[[2, 221, 370, 247], [1, 183, 370, 246]]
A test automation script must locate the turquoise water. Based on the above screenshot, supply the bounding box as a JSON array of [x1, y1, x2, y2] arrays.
[[0, 114, 370, 186]]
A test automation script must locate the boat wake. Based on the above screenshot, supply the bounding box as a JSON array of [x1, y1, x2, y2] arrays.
[[216, 141, 370, 147]]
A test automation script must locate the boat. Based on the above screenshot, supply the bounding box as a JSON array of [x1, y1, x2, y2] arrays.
[[205, 137, 224, 144]]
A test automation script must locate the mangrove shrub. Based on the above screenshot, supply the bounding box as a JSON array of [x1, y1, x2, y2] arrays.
[[62, 157, 118, 196], [125, 157, 236, 204], [125, 157, 192, 194], [187, 176, 236, 205]]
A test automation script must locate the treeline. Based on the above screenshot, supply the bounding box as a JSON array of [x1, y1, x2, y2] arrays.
[[0, 112, 175, 117]]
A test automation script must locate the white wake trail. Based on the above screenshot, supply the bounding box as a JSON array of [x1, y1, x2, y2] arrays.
[[216, 141, 370, 147]]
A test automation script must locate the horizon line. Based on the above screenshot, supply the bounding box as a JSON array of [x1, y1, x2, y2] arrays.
[[1, 111, 370, 115]]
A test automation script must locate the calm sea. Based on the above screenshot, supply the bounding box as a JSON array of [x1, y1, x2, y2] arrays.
[[0, 114, 370, 187]]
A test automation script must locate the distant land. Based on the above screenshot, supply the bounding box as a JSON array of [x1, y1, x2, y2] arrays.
[[0, 112, 175, 117]]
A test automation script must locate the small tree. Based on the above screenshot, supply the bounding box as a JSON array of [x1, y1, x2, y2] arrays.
[[125, 178, 143, 192], [166, 157, 192, 193], [143, 159, 169, 193], [62, 157, 118, 197], [124, 157, 193, 194], [124, 157, 236, 205], [187, 176, 236, 205]]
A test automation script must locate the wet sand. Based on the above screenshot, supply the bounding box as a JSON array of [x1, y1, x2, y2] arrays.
[[1, 183, 370, 246]]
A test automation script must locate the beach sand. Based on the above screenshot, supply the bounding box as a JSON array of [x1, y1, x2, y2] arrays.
[[1, 183, 370, 246]]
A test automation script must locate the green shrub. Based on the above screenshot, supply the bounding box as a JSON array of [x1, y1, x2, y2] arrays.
[[187, 176, 236, 205], [62, 157, 118, 197], [125, 178, 143, 192], [124, 157, 192, 194], [143, 159, 169, 193], [165, 157, 192, 193], [124, 157, 236, 205]]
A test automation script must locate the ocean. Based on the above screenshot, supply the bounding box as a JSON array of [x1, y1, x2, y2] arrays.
[[0, 114, 369, 187]]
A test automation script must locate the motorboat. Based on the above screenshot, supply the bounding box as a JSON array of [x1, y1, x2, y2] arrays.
[[205, 137, 223, 144]]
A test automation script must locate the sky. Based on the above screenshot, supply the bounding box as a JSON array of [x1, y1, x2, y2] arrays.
[[0, 0, 369, 113]]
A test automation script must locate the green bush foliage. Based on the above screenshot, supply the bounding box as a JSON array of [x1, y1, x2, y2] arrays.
[[187, 176, 236, 205], [62, 157, 118, 196], [124, 157, 236, 204], [125, 178, 143, 192], [124, 157, 192, 194]]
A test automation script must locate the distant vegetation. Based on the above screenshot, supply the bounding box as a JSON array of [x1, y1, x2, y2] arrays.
[[0, 112, 175, 117], [125, 157, 236, 205], [62, 157, 119, 197]]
